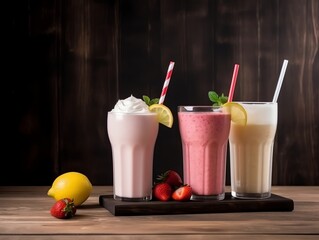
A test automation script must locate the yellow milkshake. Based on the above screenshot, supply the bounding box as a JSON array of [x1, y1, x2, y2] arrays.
[[229, 102, 277, 199]]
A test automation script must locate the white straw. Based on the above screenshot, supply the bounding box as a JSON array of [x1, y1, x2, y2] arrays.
[[272, 59, 288, 103]]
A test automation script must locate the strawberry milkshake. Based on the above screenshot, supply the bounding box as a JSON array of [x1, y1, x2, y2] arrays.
[[178, 106, 231, 200], [107, 95, 159, 201]]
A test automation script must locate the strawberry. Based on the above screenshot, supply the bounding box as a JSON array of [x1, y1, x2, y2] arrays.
[[157, 170, 183, 188], [50, 198, 76, 219], [172, 185, 192, 201], [152, 182, 172, 201]]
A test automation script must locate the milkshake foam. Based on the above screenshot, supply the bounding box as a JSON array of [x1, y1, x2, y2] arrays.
[[111, 95, 150, 113]]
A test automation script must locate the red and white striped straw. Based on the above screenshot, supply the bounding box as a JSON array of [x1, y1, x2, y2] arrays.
[[159, 61, 175, 104]]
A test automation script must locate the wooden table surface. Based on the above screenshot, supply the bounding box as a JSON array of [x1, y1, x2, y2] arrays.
[[0, 186, 318, 239]]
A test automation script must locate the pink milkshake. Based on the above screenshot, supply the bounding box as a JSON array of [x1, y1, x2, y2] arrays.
[[178, 106, 231, 200], [107, 96, 159, 201]]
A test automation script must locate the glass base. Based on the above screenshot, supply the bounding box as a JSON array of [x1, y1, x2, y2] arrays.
[[114, 195, 151, 202], [231, 191, 271, 199], [191, 193, 225, 201]]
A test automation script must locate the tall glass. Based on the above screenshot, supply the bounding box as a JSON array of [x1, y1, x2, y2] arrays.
[[178, 106, 231, 200], [107, 112, 159, 201], [229, 102, 277, 199]]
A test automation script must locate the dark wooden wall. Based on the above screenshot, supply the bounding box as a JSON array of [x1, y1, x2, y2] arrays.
[[3, 0, 318, 186]]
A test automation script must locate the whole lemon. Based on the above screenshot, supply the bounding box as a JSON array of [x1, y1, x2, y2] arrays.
[[47, 172, 92, 206]]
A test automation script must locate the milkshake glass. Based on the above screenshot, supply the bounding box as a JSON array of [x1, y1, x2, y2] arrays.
[[178, 106, 231, 200], [229, 102, 277, 199], [107, 96, 159, 201]]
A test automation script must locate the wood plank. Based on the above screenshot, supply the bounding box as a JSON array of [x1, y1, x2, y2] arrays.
[[3, 0, 61, 185], [273, 0, 319, 186], [0, 186, 318, 237], [58, 0, 117, 184], [0, 236, 318, 240]]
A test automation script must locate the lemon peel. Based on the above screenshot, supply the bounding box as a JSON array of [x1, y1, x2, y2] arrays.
[[223, 102, 247, 126], [149, 104, 174, 128], [47, 172, 92, 206]]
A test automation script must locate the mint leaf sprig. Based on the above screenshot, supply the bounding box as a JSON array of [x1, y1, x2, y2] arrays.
[[208, 91, 228, 106], [143, 95, 159, 106]]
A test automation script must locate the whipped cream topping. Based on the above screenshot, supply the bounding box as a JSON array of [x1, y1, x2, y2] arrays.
[[111, 95, 150, 113]]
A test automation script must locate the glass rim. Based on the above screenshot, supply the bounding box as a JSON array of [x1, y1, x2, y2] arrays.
[[178, 105, 224, 112], [108, 111, 157, 115], [232, 101, 277, 105]]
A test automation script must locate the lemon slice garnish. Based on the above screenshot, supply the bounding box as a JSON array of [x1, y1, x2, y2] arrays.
[[223, 102, 247, 125], [149, 104, 174, 128]]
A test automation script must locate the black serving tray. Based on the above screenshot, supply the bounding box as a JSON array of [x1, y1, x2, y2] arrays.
[[99, 192, 294, 216]]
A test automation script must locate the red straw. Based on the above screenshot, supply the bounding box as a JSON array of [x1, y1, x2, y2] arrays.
[[228, 64, 240, 102], [159, 61, 175, 104]]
